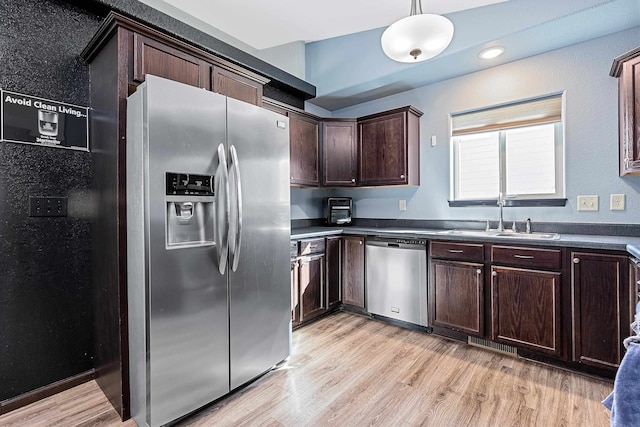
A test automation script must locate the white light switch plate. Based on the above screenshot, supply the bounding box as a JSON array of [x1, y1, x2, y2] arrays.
[[399, 199, 407, 211], [577, 195, 598, 211]]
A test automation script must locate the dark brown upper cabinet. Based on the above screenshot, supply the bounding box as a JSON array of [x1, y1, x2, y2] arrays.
[[358, 106, 423, 186], [128, 17, 268, 106], [322, 119, 357, 186], [289, 112, 320, 186], [212, 65, 263, 106], [133, 33, 209, 89], [611, 46, 640, 176]]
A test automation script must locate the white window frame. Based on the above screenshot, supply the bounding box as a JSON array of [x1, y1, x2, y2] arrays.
[[449, 94, 566, 204]]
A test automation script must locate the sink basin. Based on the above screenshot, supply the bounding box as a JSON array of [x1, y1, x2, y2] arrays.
[[437, 229, 560, 240], [493, 231, 560, 240]]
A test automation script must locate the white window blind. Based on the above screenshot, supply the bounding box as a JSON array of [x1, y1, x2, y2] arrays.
[[450, 94, 564, 202], [456, 132, 499, 200]]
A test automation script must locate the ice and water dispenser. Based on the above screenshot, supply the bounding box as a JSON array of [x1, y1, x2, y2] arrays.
[[165, 172, 215, 247]]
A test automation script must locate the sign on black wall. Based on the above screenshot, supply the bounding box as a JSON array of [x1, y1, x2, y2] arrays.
[[1, 89, 89, 151]]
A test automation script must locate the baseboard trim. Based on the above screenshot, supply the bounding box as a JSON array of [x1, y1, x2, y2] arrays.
[[0, 369, 96, 415]]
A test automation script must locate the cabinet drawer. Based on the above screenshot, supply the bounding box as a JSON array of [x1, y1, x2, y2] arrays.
[[299, 238, 325, 256], [492, 245, 561, 270], [431, 241, 484, 262]]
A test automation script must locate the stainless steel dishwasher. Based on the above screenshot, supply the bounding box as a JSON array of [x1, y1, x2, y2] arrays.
[[365, 236, 428, 327]]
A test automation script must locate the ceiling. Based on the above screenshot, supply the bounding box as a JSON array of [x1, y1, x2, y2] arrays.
[[156, 0, 508, 50], [145, 0, 640, 111]]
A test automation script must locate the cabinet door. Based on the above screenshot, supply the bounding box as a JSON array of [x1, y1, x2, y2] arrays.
[[431, 260, 483, 336], [617, 54, 640, 176], [326, 236, 342, 309], [212, 66, 263, 106], [572, 252, 630, 369], [631, 257, 640, 312], [299, 255, 326, 322], [342, 236, 365, 308], [357, 106, 421, 186], [322, 120, 357, 186], [358, 111, 407, 185], [289, 112, 320, 186], [491, 266, 561, 356], [133, 33, 208, 88], [291, 259, 300, 326]]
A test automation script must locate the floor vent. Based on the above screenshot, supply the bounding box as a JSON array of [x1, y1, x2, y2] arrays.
[[467, 336, 518, 357]]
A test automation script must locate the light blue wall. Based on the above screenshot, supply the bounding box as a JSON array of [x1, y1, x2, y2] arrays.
[[293, 27, 640, 225], [304, 0, 640, 111]]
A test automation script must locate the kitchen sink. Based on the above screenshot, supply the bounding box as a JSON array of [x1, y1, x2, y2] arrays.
[[437, 229, 560, 240]]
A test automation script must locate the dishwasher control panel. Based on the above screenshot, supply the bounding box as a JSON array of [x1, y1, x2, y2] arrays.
[[369, 236, 427, 246]]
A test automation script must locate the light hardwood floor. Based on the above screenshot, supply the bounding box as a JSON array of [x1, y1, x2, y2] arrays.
[[0, 312, 613, 426]]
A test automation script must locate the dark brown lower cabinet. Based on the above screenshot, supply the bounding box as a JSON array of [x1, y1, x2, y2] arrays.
[[491, 266, 562, 356], [298, 254, 326, 323], [326, 236, 342, 310], [342, 236, 365, 308], [432, 260, 484, 336], [291, 258, 300, 326], [571, 252, 630, 369]]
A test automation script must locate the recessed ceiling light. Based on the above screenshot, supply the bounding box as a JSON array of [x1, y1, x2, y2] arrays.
[[479, 47, 505, 59]]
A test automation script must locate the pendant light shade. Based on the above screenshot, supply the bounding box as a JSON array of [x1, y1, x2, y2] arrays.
[[381, 0, 454, 63]]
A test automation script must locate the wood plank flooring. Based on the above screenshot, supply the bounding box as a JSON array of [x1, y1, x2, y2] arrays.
[[0, 312, 613, 426]]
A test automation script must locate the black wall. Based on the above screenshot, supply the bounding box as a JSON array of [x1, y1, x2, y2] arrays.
[[0, 0, 101, 401], [0, 0, 311, 406]]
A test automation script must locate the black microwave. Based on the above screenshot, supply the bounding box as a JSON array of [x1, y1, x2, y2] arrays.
[[324, 197, 352, 226]]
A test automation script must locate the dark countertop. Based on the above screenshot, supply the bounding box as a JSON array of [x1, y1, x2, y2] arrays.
[[291, 226, 640, 253]]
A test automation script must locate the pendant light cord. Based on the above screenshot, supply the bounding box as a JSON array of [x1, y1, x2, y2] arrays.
[[410, 0, 423, 16]]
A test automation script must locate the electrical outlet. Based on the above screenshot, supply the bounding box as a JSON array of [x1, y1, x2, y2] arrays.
[[610, 194, 625, 211], [577, 195, 598, 211], [399, 199, 407, 211], [29, 196, 68, 217]]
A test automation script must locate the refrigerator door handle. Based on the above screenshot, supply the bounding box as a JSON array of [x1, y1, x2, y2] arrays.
[[214, 143, 230, 274], [229, 144, 243, 272]]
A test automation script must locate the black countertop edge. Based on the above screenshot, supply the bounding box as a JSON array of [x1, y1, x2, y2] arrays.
[[290, 226, 640, 253], [67, 0, 316, 100], [329, 218, 640, 237]]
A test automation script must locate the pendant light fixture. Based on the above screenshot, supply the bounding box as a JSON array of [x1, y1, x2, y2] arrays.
[[381, 0, 454, 63]]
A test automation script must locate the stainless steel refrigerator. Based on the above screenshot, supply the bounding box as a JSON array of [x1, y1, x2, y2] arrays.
[[126, 75, 291, 427]]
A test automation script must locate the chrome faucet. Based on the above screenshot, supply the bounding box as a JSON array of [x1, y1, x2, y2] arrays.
[[496, 192, 505, 232]]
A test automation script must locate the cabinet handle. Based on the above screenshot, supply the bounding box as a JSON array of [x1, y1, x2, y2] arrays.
[[477, 269, 482, 275], [573, 257, 580, 264], [448, 249, 464, 253], [351, 178, 356, 183], [514, 254, 535, 259], [359, 241, 363, 245], [400, 174, 405, 179], [290, 176, 293, 180], [492, 271, 497, 277], [636, 280, 640, 286]]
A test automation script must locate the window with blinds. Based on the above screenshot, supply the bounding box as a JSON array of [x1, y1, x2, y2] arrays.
[[450, 94, 564, 203]]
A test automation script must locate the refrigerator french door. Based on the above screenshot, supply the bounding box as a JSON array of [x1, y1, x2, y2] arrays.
[[127, 75, 291, 427]]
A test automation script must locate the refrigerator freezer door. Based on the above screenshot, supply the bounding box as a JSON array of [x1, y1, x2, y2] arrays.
[[143, 76, 230, 426], [226, 97, 291, 390]]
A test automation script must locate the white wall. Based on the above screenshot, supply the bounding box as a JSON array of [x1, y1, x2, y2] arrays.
[[293, 27, 640, 225], [256, 41, 305, 80], [137, 0, 307, 80]]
